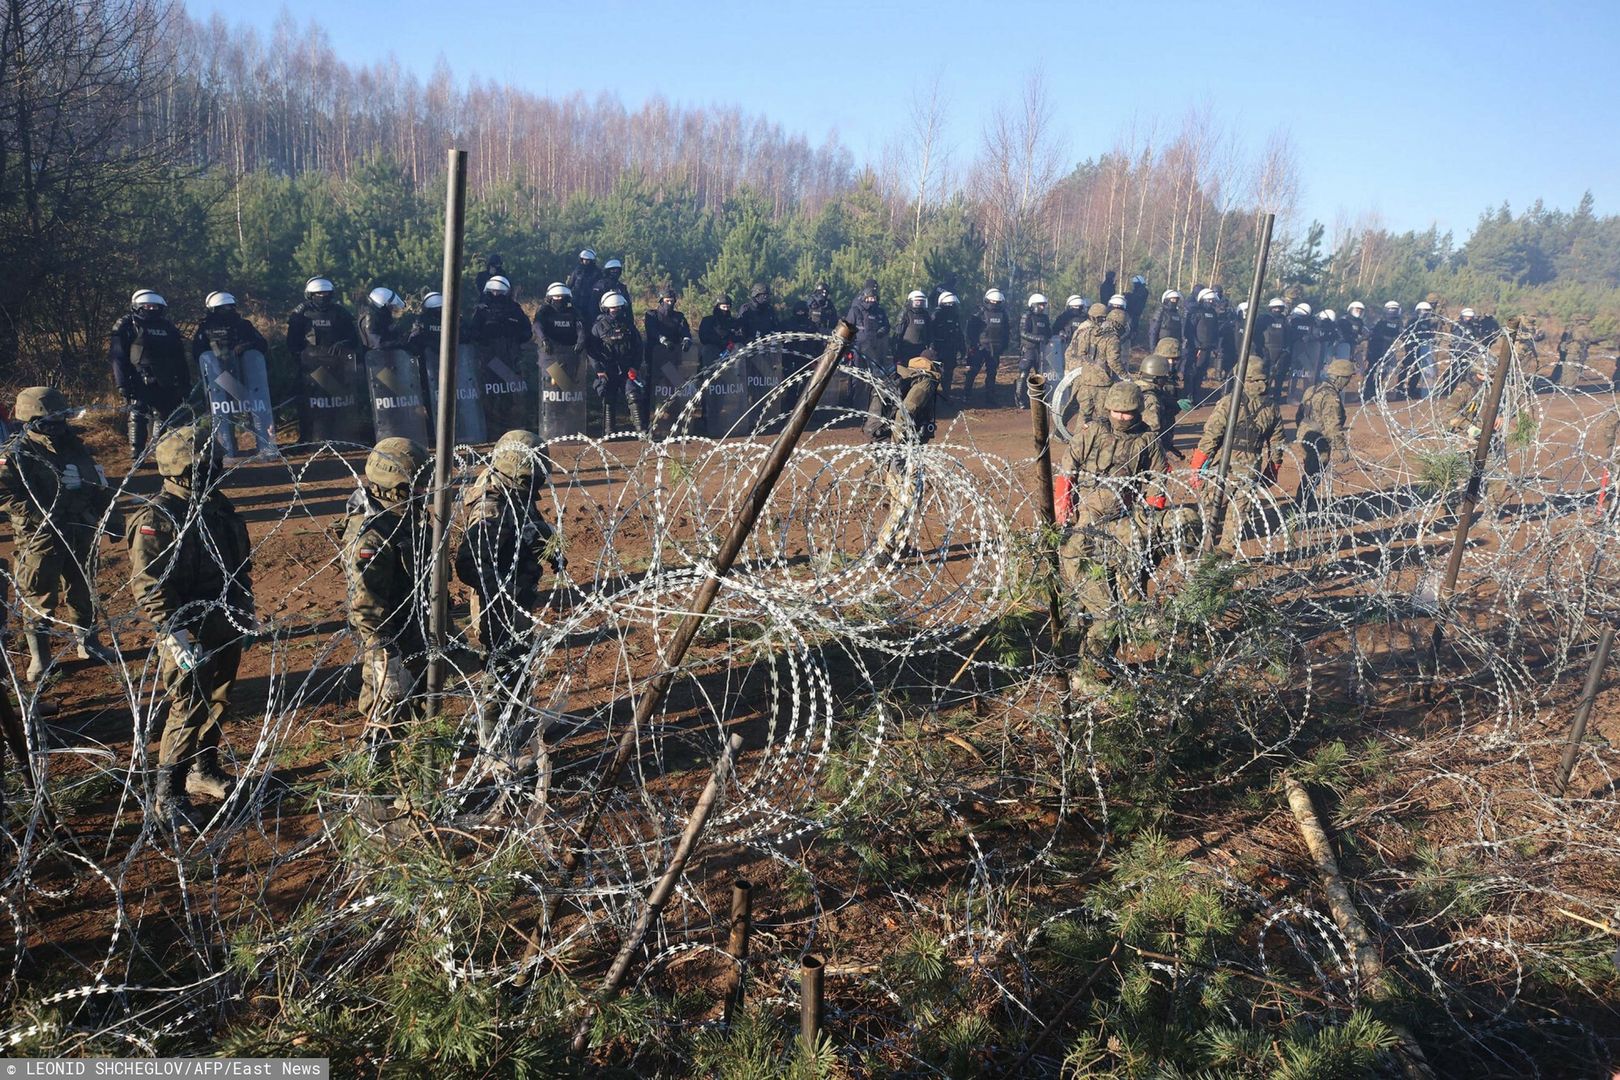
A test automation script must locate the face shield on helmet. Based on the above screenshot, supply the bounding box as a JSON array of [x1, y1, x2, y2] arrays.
[[131, 289, 166, 317], [422, 291, 444, 311], [205, 291, 237, 314], [1292, 303, 1311, 317], [305, 277, 335, 309], [369, 287, 404, 314], [547, 283, 571, 305], [1459, 307, 1476, 320], [1028, 293, 1047, 310], [984, 289, 1004, 305], [1131, 275, 1146, 286], [579, 248, 597, 264], [604, 258, 623, 279], [1267, 299, 1285, 313], [1162, 290, 1181, 304], [1108, 294, 1126, 309], [938, 291, 958, 306], [1414, 301, 1433, 313], [1065, 295, 1083, 310], [600, 292, 629, 317], [907, 290, 926, 310], [483, 275, 511, 297]]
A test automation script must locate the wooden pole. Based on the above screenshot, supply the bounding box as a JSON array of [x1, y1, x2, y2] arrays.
[[1026, 373, 1064, 650], [425, 147, 468, 706], [514, 324, 855, 985], [1553, 624, 1614, 797], [570, 734, 743, 1054], [1203, 212, 1274, 553]]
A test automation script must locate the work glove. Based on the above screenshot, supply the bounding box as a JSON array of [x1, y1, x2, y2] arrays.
[[377, 652, 409, 704], [1187, 449, 1209, 491], [60, 464, 82, 491], [160, 628, 203, 672], [592, 372, 609, 397], [1466, 424, 1483, 440], [680, 336, 692, 352]]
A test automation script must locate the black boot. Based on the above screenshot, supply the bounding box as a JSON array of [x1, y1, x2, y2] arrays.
[[153, 764, 201, 831], [128, 408, 150, 461], [1013, 373, 1030, 410]]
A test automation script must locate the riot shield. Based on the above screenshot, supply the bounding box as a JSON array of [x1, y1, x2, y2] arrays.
[[701, 349, 750, 438], [647, 343, 692, 432], [364, 347, 431, 445], [745, 339, 783, 413], [300, 345, 367, 444], [200, 348, 277, 462], [478, 340, 540, 436], [425, 345, 487, 445], [538, 348, 590, 441]]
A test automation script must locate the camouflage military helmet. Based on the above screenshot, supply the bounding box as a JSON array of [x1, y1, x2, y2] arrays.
[[1153, 337, 1182, 360], [1104, 381, 1144, 413], [1325, 358, 1355, 379], [14, 386, 68, 423], [365, 437, 428, 491], [154, 424, 216, 479], [1244, 361, 1268, 385], [490, 429, 547, 485], [1088, 302, 1108, 319], [1138, 354, 1171, 379]]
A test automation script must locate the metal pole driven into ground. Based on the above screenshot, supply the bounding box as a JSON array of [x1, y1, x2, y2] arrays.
[[1427, 331, 1516, 680], [1554, 624, 1614, 797], [1026, 374, 1064, 650], [723, 879, 754, 1025], [513, 323, 857, 985], [569, 734, 743, 1055], [800, 955, 825, 1055], [1203, 212, 1275, 553], [425, 147, 468, 707]]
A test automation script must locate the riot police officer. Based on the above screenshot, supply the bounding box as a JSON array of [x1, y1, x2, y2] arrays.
[[894, 290, 933, 364], [963, 289, 1012, 404], [566, 249, 603, 318], [191, 291, 268, 366], [111, 290, 189, 459], [807, 281, 839, 333], [1016, 294, 1052, 409], [931, 292, 966, 399], [470, 276, 534, 350], [287, 276, 362, 441], [588, 292, 645, 434], [359, 288, 407, 349], [735, 283, 779, 343], [535, 283, 583, 359]]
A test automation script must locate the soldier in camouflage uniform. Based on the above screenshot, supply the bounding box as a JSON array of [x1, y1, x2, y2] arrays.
[[1064, 302, 1126, 429], [455, 430, 564, 768], [1294, 358, 1354, 515], [127, 424, 254, 826], [1189, 363, 1284, 553], [1058, 381, 1168, 673], [1553, 316, 1595, 388], [1, 387, 118, 684], [341, 437, 430, 757], [1134, 339, 1183, 458]]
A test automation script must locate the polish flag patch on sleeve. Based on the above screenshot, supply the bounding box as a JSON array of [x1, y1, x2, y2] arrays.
[[138, 525, 158, 536], [357, 547, 376, 560]]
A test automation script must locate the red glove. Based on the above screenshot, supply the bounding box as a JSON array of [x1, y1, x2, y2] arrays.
[[1600, 468, 1611, 510], [1146, 494, 1168, 511], [1188, 449, 1208, 490]]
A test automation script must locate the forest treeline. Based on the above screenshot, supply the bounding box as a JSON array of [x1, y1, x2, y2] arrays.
[[3, 0, 1617, 392]]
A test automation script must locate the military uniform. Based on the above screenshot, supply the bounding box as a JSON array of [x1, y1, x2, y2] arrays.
[[1294, 362, 1352, 514], [1064, 305, 1126, 427], [127, 425, 253, 822], [1058, 382, 1167, 666], [1133, 341, 1182, 459], [1192, 370, 1284, 552], [341, 439, 429, 750], [1, 389, 116, 681], [455, 432, 561, 764]]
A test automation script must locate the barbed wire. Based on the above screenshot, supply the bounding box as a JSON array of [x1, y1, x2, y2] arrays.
[[1, 327, 1617, 1073]]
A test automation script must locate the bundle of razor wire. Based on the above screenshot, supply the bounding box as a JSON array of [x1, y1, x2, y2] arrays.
[[1, 327, 1616, 1073]]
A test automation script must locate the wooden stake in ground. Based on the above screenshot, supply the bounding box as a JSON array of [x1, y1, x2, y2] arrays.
[[1284, 776, 1434, 1080]]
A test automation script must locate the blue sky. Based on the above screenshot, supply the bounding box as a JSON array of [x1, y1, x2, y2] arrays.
[[185, 0, 1620, 242]]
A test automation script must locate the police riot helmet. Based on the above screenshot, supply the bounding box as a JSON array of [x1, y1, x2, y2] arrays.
[[422, 292, 444, 311], [1108, 294, 1126, 309], [1320, 309, 1336, 322], [483, 275, 512, 296], [984, 289, 1004, 304], [369, 287, 404, 313], [907, 289, 926, 307], [938, 291, 958, 306], [1131, 275, 1146, 286], [1293, 303, 1312, 317], [305, 278, 335, 309], [604, 258, 623, 274], [1383, 300, 1401, 312], [131, 289, 166, 315], [1065, 295, 1084, 309], [1348, 300, 1365, 313], [579, 248, 597, 263], [1268, 298, 1286, 311], [14, 386, 68, 424], [1415, 300, 1433, 312], [365, 437, 428, 494], [205, 291, 237, 311], [547, 282, 571, 302], [1028, 293, 1047, 308], [490, 429, 548, 486], [600, 292, 629, 313], [1161, 289, 1181, 303], [1104, 381, 1144, 413], [1460, 307, 1476, 320]]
